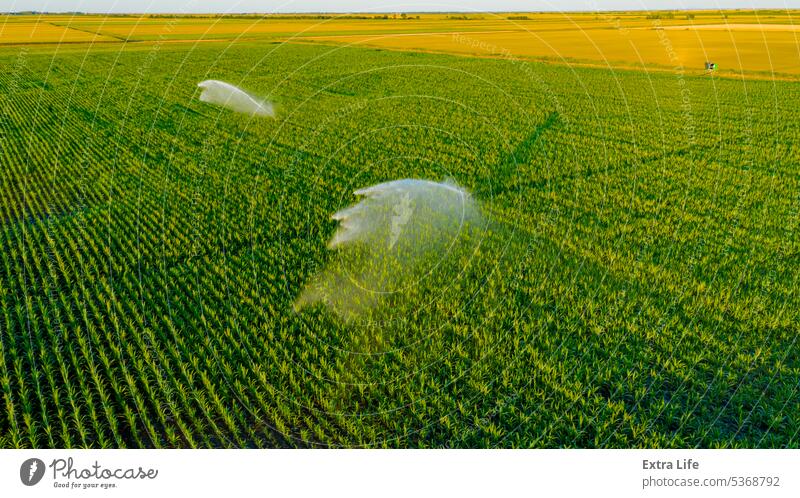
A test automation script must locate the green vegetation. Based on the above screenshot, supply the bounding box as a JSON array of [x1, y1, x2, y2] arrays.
[[0, 40, 798, 448]]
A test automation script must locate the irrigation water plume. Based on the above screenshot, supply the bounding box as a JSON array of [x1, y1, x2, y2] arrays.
[[197, 80, 274, 117], [295, 179, 485, 320]]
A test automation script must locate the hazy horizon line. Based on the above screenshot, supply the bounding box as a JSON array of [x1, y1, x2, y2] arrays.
[[2, 7, 796, 15]]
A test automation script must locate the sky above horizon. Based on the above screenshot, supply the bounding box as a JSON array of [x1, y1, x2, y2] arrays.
[[1, 0, 798, 14]]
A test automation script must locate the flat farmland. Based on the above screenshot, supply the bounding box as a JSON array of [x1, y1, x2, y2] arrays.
[[0, 11, 798, 449], [0, 19, 119, 44], [4, 11, 800, 77], [303, 27, 800, 77]]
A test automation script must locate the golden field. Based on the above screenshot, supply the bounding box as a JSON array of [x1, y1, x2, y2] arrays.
[[303, 24, 800, 76], [2, 10, 800, 77], [0, 20, 118, 43]]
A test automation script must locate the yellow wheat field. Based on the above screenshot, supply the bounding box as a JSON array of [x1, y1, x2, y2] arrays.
[[302, 26, 800, 76], [0, 21, 118, 44], [3, 11, 800, 76]]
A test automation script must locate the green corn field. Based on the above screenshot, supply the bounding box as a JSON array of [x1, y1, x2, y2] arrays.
[[0, 40, 798, 448]]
